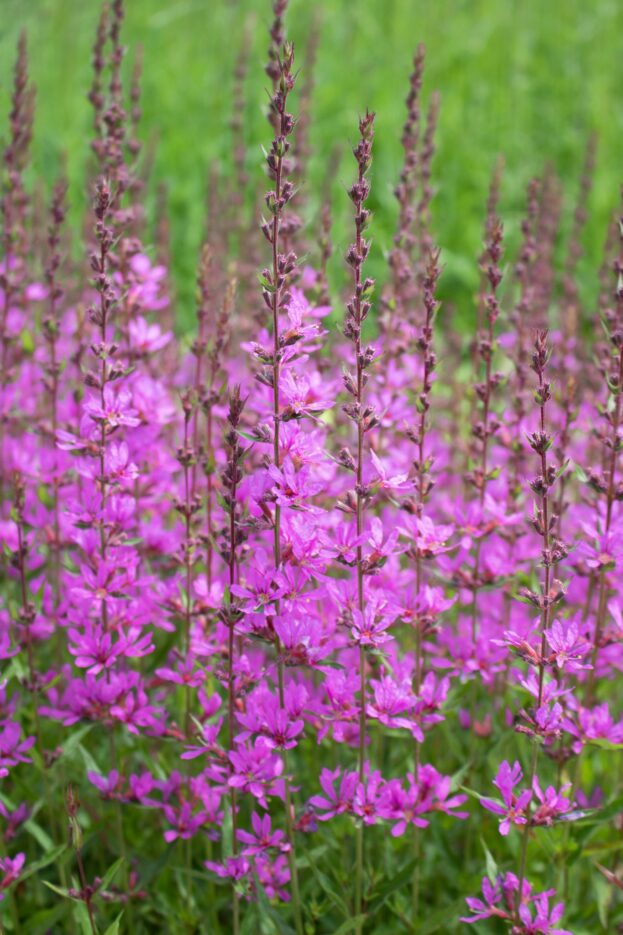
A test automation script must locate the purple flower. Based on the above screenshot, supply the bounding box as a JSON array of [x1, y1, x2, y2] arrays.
[[576, 525, 623, 570], [481, 760, 532, 835], [531, 777, 574, 827], [128, 316, 171, 354], [205, 855, 250, 882], [517, 890, 572, 934], [351, 606, 394, 647], [162, 802, 208, 842], [369, 450, 413, 493], [0, 853, 25, 899], [228, 742, 283, 807], [255, 853, 291, 901], [83, 386, 140, 429], [0, 723, 35, 776], [237, 812, 289, 855], [544, 619, 591, 671], [68, 627, 125, 674], [308, 768, 358, 820]]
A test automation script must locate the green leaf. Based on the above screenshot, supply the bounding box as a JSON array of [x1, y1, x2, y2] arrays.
[[250, 872, 292, 933], [56, 724, 94, 764], [139, 842, 176, 888], [24, 817, 53, 852], [332, 916, 367, 935], [74, 901, 95, 935], [419, 897, 466, 934], [21, 329, 35, 353], [237, 429, 262, 443], [307, 861, 350, 918], [24, 902, 69, 935], [78, 743, 100, 775], [42, 880, 73, 899], [103, 912, 124, 935], [459, 784, 486, 802], [481, 837, 498, 884], [587, 738, 623, 751], [20, 844, 67, 883], [450, 761, 472, 792], [4, 653, 27, 683], [99, 856, 124, 892], [596, 876, 609, 929], [578, 794, 623, 825], [367, 857, 417, 915]]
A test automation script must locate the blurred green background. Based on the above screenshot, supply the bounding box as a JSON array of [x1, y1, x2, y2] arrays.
[[1, 0, 622, 329]]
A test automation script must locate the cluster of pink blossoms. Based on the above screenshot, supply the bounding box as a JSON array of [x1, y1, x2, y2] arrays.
[[0, 1, 621, 932]]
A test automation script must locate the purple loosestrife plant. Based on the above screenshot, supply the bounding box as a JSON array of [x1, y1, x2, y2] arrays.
[[341, 109, 376, 934], [401, 245, 445, 919], [219, 387, 246, 934], [41, 178, 68, 630], [0, 2, 621, 932], [515, 331, 569, 903], [256, 39, 304, 934], [383, 45, 426, 344], [467, 205, 504, 638], [585, 192, 623, 695], [0, 33, 34, 507]]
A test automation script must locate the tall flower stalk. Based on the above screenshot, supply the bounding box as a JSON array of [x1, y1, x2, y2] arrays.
[[201, 270, 234, 591], [342, 109, 376, 935], [515, 330, 568, 911], [175, 389, 200, 736], [468, 212, 504, 647], [410, 248, 441, 693], [42, 178, 68, 625], [91, 180, 116, 631], [414, 91, 440, 277], [0, 33, 34, 505], [259, 42, 303, 934], [220, 387, 246, 935], [405, 246, 441, 923], [383, 45, 425, 346], [586, 193, 623, 696]]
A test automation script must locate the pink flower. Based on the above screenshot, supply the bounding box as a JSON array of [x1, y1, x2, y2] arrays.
[[162, 802, 208, 842], [256, 853, 291, 901], [576, 525, 623, 570], [481, 760, 532, 835], [228, 742, 283, 807], [531, 777, 574, 827], [268, 462, 324, 511], [351, 606, 394, 647], [369, 449, 413, 493], [361, 517, 403, 570], [205, 855, 250, 883], [517, 890, 572, 934], [462, 872, 520, 924], [237, 812, 289, 855], [400, 515, 454, 558], [68, 627, 125, 675], [231, 556, 285, 614], [128, 316, 171, 354], [0, 723, 35, 776], [367, 676, 420, 738], [83, 386, 140, 429], [238, 699, 304, 750], [106, 441, 139, 484], [0, 853, 25, 898], [309, 768, 358, 820]]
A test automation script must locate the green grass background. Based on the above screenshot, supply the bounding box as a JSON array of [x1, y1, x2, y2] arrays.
[[1, 0, 623, 329]]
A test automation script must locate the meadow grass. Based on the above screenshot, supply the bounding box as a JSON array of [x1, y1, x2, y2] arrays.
[[2, 0, 622, 327]]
